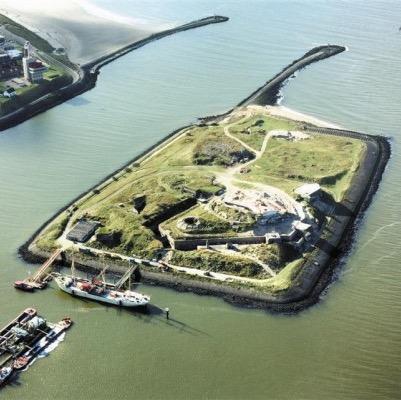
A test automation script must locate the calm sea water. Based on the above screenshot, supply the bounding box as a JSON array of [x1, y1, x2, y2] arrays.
[[1, 1, 401, 399]]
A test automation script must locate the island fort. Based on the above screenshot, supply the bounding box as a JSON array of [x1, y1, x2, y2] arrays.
[[1, 12, 388, 311], [23, 102, 389, 311]]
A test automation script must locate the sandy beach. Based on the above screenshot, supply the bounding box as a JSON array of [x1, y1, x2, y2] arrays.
[[264, 105, 341, 129], [0, 0, 164, 64], [229, 105, 341, 129]]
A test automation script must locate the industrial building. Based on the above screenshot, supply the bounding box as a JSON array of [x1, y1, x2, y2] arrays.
[[0, 39, 47, 87], [27, 61, 47, 83]]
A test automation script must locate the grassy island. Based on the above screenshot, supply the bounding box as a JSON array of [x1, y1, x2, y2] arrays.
[[30, 105, 367, 296]]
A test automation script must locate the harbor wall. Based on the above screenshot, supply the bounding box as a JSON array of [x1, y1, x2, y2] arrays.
[[238, 45, 346, 106]]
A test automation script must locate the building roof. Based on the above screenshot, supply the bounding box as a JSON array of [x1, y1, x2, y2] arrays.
[[294, 183, 321, 197], [66, 219, 100, 243], [6, 49, 22, 59], [28, 61, 46, 70]]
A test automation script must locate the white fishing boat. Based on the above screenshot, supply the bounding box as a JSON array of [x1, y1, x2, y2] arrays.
[[54, 258, 150, 308]]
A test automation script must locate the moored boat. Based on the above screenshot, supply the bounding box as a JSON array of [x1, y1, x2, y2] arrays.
[[14, 280, 34, 292], [54, 257, 150, 308], [57, 317, 73, 330], [0, 367, 13, 386], [12, 317, 73, 371], [55, 275, 150, 307], [13, 356, 29, 371]]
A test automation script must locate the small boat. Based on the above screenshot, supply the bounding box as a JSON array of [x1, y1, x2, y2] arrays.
[[57, 317, 73, 330], [35, 281, 48, 290], [0, 367, 13, 386], [14, 280, 34, 292], [13, 356, 29, 371]]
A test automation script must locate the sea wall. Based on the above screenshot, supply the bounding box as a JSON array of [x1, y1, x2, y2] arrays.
[[0, 15, 229, 132], [238, 45, 346, 106]]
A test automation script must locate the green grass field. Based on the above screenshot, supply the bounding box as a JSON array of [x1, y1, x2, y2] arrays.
[[230, 114, 299, 151], [242, 134, 365, 199], [170, 250, 266, 278]]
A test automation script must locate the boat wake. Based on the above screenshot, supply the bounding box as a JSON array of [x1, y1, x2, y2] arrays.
[[19, 333, 66, 372], [38, 332, 65, 357]]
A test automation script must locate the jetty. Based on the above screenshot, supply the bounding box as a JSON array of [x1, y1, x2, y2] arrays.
[[14, 248, 63, 291]]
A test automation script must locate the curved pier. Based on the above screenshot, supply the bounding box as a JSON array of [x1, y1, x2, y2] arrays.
[[239, 45, 346, 106]]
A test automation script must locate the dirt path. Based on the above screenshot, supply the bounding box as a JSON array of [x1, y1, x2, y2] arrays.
[[60, 241, 275, 283], [163, 251, 275, 283], [215, 116, 302, 218]]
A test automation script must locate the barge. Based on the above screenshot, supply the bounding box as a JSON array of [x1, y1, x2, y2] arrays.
[[0, 309, 73, 389], [13, 317, 72, 371]]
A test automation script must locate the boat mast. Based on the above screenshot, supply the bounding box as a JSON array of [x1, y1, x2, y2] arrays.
[[128, 261, 131, 291], [71, 253, 75, 282], [99, 255, 107, 289]]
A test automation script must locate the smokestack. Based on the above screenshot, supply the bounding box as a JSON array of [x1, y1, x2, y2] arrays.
[[23, 41, 31, 58]]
